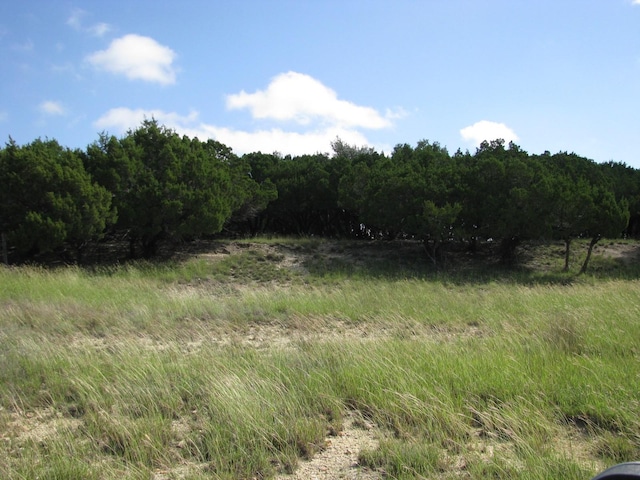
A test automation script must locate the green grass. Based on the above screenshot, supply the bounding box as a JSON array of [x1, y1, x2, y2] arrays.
[[1, 238, 639, 479]]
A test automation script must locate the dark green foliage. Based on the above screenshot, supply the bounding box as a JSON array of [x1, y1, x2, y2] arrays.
[[245, 151, 357, 236], [461, 141, 557, 263], [577, 187, 629, 274], [1, 120, 279, 263], [0, 138, 113, 260], [540, 152, 630, 272], [224, 155, 278, 234], [3, 125, 639, 266], [105, 130, 634, 270], [339, 140, 461, 253], [84, 120, 238, 257], [601, 160, 640, 237], [123, 122, 235, 256]]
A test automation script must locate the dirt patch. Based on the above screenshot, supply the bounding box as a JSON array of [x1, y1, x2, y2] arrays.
[[69, 317, 488, 356], [1, 406, 82, 446], [274, 411, 383, 480], [593, 241, 640, 265]]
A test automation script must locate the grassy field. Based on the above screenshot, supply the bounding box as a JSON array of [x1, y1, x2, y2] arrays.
[[1, 238, 639, 479]]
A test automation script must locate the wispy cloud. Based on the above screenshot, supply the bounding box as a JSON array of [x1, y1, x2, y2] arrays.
[[39, 100, 65, 116], [460, 120, 519, 146], [86, 34, 177, 85], [67, 9, 111, 37], [66, 9, 84, 29], [11, 39, 34, 52], [88, 23, 111, 37]]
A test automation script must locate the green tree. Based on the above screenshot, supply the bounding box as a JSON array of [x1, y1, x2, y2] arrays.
[[417, 200, 462, 266], [540, 152, 603, 271], [461, 141, 555, 263], [224, 154, 277, 235], [250, 152, 352, 236], [336, 143, 389, 238], [578, 187, 629, 274], [338, 140, 461, 264], [540, 152, 630, 272], [84, 120, 236, 257], [338, 147, 414, 238], [0, 138, 113, 262], [600, 160, 640, 238]]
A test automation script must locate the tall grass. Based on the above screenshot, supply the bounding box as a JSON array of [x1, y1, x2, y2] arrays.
[[1, 240, 639, 479]]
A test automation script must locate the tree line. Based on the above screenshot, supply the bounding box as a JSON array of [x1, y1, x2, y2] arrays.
[[1, 120, 638, 271]]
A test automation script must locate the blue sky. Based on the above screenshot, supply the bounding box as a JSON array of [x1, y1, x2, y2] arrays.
[[1, 1, 640, 167]]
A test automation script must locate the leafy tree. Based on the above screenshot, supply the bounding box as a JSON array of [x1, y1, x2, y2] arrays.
[[338, 140, 461, 264], [336, 145, 390, 238], [250, 152, 351, 236], [400, 141, 461, 265], [600, 160, 640, 238], [0, 138, 113, 262], [339, 148, 414, 238], [330, 138, 380, 165], [237, 152, 282, 234], [540, 152, 631, 272], [417, 200, 462, 266], [460, 140, 555, 263], [224, 155, 277, 235], [553, 176, 594, 272], [84, 120, 236, 257], [82, 132, 134, 224], [540, 152, 603, 271], [578, 187, 629, 274]]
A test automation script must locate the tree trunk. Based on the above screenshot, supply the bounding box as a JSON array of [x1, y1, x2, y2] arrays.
[[75, 244, 84, 265], [500, 236, 520, 265], [563, 237, 572, 272], [579, 235, 601, 275], [422, 238, 440, 268], [1, 232, 7, 265], [129, 236, 137, 259]]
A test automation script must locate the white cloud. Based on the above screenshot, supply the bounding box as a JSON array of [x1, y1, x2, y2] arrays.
[[94, 107, 374, 155], [94, 107, 197, 132], [460, 120, 519, 146], [186, 124, 371, 156], [87, 34, 177, 85], [93, 71, 400, 155], [0, 110, 8, 122], [633, 0, 640, 5], [226, 71, 392, 129], [39, 101, 65, 116]]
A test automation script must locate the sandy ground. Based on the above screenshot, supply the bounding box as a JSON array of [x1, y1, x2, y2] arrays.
[[274, 411, 382, 480]]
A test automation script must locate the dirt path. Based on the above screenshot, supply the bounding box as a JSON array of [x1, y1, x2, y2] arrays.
[[274, 411, 382, 480]]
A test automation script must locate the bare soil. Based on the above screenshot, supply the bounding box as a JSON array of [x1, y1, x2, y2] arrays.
[[273, 411, 382, 480]]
